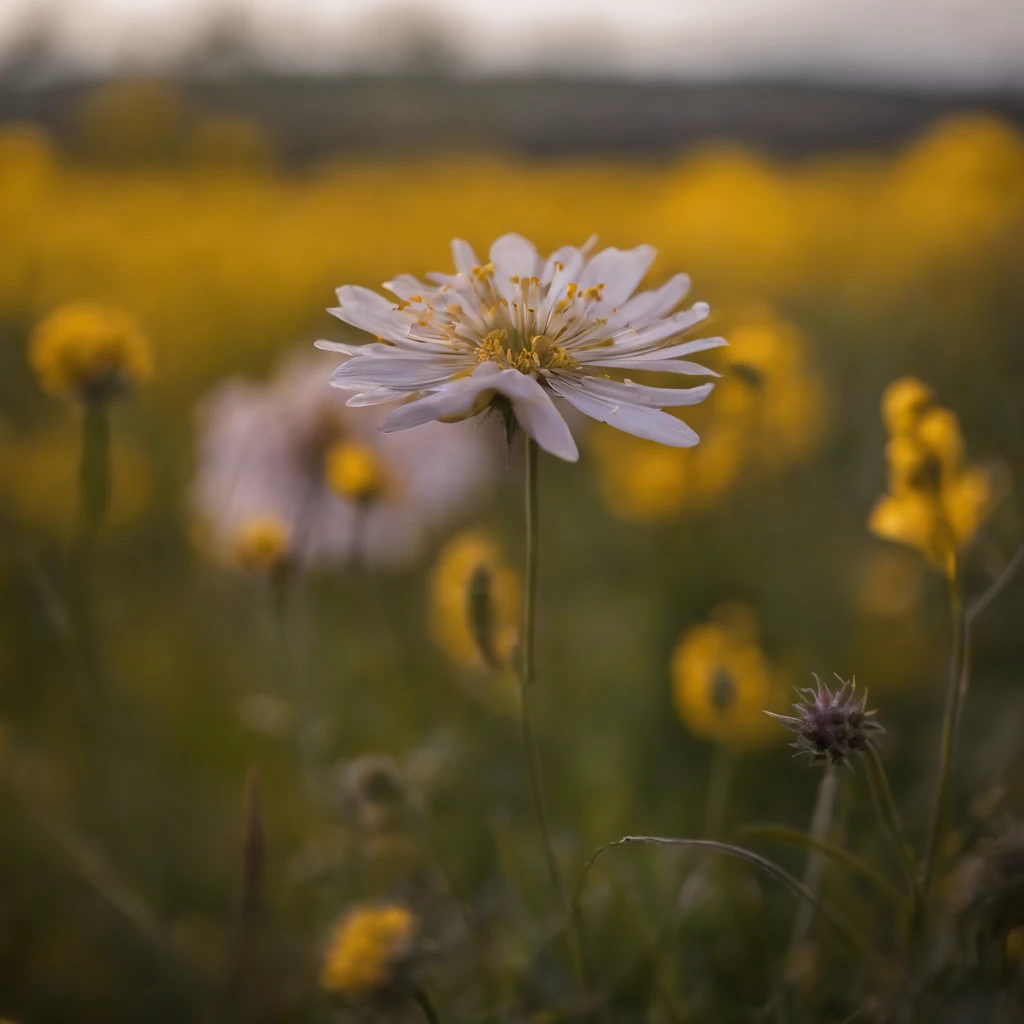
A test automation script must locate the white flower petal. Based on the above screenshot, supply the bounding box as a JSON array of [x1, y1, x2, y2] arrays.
[[579, 303, 711, 360], [383, 274, 431, 301], [451, 239, 480, 279], [609, 273, 691, 328], [345, 388, 411, 406], [540, 247, 588, 319], [490, 233, 542, 281], [639, 335, 727, 361], [540, 244, 583, 285], [377, 381, 488, 432], [579, 244, 656, 310], [330, 355, 470, 391], [378, 364, 578, 461], [330, 286, 413, 343], [314, 339, 363, 355], [547, 377, 700, 447], [586, 357, 721, 377], [563, 375, 714, 408], [486, 368, 579, 462]]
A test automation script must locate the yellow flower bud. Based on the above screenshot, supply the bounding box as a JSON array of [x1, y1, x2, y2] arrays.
[[916, 406, 964, 470], [230, 515, 290, 573], [881, 376, 934, 435], [325, 441, 385, 503], [320, 905, 416, 1000], [29, 303, 153, 403]]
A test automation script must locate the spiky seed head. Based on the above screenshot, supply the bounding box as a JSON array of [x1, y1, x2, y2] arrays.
[[766, 674, 883, 767]]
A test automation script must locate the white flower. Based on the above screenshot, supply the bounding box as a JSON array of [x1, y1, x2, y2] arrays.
[[317, 234, 725, 462], [192, 354, 495, 569]]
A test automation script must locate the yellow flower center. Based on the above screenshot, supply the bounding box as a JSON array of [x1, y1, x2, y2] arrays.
[[29, 303, 153, 403], [231, 515, 290, 573], [325, 441, 385, 503], [476, 329, 580, 374]]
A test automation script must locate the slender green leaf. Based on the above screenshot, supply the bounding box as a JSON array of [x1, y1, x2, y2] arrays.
[[739, 823, 907, 908], [574, 836, 875, 963]]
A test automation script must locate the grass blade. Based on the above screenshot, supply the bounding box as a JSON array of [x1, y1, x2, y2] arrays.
[[739, 823, 907, 908], [573, 835, 875, 963]]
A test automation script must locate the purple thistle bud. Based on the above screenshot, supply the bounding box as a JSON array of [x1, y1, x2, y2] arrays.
[[767, 674, 883, 767]]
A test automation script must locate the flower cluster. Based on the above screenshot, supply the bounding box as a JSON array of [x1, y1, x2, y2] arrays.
[[868, 378, 1002, 572], [671, 604, 781, 748], [768, 675, 883, 766], [320, 904, 417, 1002], [29, 303, 153, 404]]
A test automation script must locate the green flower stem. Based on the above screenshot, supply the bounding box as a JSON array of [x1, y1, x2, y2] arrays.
[[519, 438, 585, 982], [863, 744, 919, 912], [267, 570, 322, 791], [703, 743, 736, 840], [921, 560, 970, 911], [414, 988, 443, 1024], [80, 401, 112, 542], [785, 764, 839, 969], [74, 400, 112, 705]]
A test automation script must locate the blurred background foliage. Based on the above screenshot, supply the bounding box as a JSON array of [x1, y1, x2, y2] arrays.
[[1, 68, 1024, 1022]]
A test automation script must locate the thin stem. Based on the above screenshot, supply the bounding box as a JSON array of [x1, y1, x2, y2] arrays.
[[968, 542, 1024, 624], [518, 439, 584, 981], [703, 743, 736, 840], [785, 765, 839, 969], [414, 988, 443, 1024], [73, 400, 112, 704], [268, 571, 319, 789], [921, 561, 970, 908], [80, 401, 112, 544], [863, 744, 919, 908]]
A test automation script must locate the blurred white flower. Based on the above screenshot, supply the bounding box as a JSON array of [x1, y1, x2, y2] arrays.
[[192, 354, 495, 568], [317, 233, 724, 462]]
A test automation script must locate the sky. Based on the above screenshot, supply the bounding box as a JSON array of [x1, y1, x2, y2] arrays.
[[1, 0, 1023, 88]]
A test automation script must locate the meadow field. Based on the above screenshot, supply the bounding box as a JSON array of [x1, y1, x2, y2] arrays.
[[1, 77, 1023, 1022]]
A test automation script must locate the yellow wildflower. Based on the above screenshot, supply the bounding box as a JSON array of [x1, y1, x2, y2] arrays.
[[589, 307, 825, 523], [671, 604, 779, 748], [881, 377, 934, 436], [29, 303, 153, 403], [325, 441, 386, 503], [321, 905, 416, 1000], [430, 532, 520, 674], [869, 378, 1002, 570], [229, 515, 291, 573]]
